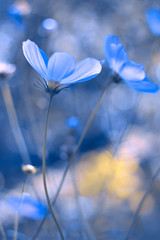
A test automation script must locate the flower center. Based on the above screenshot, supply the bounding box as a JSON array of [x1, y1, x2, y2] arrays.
[[47, 80, 60, 89]]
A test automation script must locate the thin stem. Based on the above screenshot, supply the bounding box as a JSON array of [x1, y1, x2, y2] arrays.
[[71, 166, 97, 240], [14, 176, 27, 240], [32, 162, 70, 240], [124, 164, 160, 240], [42, 94, 65, 240], [32, 80, 111, 240], [1, 83, 31, 164], [0, 224, 6, 240]]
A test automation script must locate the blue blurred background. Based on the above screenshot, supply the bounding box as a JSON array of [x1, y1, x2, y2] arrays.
[[1, 0, 160, 239]]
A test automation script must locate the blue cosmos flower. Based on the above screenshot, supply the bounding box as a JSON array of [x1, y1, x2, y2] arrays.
[[146, 8, 160, 35], [23, 40, 102, 94], [103, 34, 159, 93], [7, 195, 47, 220]]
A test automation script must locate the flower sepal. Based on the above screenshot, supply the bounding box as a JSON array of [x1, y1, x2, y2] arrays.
[[33, 78, 70, 96]]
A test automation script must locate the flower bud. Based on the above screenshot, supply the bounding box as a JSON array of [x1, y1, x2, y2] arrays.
[[22, 164, 36, 175]]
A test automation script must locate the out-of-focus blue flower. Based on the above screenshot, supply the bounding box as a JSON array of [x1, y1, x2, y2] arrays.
[[103, 34, 159, 93], [146, 8, 160, 35], [42, 18, 58, 31], [8, 0, 31, 28], [22, 40, 102, 93], [66, 117, 80, 129], [8, 0, 31, 17], [6, 195, 47, 220]]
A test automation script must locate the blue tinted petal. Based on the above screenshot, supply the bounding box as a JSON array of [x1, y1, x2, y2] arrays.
[[47, 52, 76, 81], [103, 34, 128, 73], [40, 49, 48, 66], [60, 58, 102, 84], [23, 40, 49, 80], [119, 60, 145, 81], [7, 195, 47, 220], [124, 77, 159, 93], [146, 8, 160, 35]]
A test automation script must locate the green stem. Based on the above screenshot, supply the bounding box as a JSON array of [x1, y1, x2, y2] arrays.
[[125, 164, 160, 240], [32, 80, 111, 240], [42, 95, 64, 240]]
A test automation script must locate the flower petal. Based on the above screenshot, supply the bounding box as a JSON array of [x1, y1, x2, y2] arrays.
[[22, 40, 49, 80], [47, 52, 76, 81], [103, 34, 128, 73], [60, 58, 102, 84], [123, 77, 159, 93], [119, 60, 145, 81], [146, 8, 160, 35], [7, 195, 47, 220]]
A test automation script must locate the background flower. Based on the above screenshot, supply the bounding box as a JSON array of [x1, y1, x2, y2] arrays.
[[103, 34, 159, 92], [6, 195, 47, 220], [146, 8, 160, 35]]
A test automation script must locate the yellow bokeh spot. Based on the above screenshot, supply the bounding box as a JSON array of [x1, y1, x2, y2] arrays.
[[77, 151, 141, 199]]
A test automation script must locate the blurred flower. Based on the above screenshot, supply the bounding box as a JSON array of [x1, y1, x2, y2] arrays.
[[22, 164, 36, 175], [103, 34, 159, 92], [146, 8, 160, 36], [66, 116, 80, 129], [8, 0, 31, 28], [42, 18, 58, 31], [38, 18, 58, 37], [8, 0, 31, 16], [22, 40, 102, 94], [78, 151, 141, 199], [6, 195, 47, 220], [0, 62, 16, 80]]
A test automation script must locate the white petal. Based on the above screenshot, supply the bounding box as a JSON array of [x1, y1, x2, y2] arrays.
[[22, 40, 49, 80], [47, 52, 76, 81], [119, 61, 145, 81], [103, 34, 128, 73], [60, 58, 102, 84]]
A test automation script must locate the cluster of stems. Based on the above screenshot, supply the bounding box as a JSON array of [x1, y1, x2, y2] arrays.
[[3, 76, 159, 240]]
